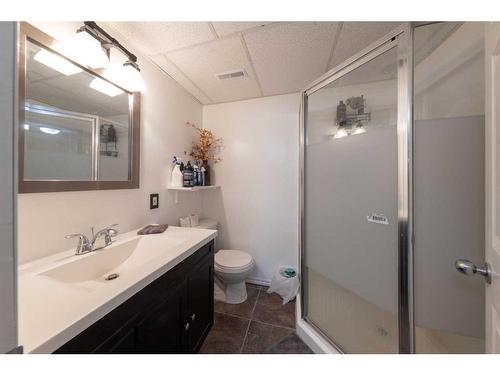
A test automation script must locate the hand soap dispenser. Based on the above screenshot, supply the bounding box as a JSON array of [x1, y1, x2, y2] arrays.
[[171, 156, 183, 187]]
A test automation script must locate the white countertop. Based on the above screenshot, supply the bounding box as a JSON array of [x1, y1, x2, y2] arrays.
[[18, 226, 217, 353]]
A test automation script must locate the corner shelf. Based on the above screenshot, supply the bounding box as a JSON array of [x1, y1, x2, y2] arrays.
[[168, 185, 220, 203]]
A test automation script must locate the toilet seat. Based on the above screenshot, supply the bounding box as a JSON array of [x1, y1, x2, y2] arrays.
[[215, 250, 254, 273]]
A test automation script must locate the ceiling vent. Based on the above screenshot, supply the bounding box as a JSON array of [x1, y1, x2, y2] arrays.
[[215, 69, 247, 80]]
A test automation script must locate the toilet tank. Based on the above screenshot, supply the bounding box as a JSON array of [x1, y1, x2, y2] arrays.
[[196, 219, 218, 230]]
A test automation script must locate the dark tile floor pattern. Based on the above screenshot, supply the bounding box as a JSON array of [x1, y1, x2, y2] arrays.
[[200, 284, 313, 354]]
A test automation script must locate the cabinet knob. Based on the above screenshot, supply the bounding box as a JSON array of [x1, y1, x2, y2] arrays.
[[191, 313, 196, 321], [184, 322, 190, 331]]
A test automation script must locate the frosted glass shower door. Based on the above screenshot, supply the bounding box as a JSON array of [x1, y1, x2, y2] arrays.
[[303, 47, 399, 353]]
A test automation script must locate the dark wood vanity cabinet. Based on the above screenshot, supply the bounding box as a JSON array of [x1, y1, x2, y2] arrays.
[[54, 240, 214, 354]]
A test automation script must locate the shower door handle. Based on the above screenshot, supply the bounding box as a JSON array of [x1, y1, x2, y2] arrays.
[[454, 259, 492, 284]]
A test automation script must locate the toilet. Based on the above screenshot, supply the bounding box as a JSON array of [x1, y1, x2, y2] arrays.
[[214, 250, 254, 304], [195, 219, 254, 304]]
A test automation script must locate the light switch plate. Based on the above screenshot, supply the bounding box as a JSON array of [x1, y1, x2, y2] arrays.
[[150, 193, 159, 209]]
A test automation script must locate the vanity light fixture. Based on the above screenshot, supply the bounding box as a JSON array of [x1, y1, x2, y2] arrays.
[[104, 60, 146, 93], [68, 27, 110, 69], [121, 60, 146, 92], [89, 77, 125, 97], [34, 48, 83, 76], [40, 127, 61, 135], [77, 22, 146, 92]]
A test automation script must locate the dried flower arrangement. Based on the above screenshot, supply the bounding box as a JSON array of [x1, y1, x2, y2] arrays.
[[186, 122, 223, 163]]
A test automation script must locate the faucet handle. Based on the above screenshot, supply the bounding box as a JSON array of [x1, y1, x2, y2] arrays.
[[65, 233, 88, 240], [65, 233, 92, 255], [107, 224, 119, 237]]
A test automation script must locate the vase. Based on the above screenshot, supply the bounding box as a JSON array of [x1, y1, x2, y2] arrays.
[[202, 160, 210, 186]]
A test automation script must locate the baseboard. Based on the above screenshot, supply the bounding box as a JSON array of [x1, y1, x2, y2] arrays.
[[246, 277, 270, 287]]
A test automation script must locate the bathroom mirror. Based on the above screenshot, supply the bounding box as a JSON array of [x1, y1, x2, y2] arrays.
[[18, 22, 140, 193]]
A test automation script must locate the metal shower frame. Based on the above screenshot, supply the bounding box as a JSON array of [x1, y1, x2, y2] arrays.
[[298, 22, 415, 353]]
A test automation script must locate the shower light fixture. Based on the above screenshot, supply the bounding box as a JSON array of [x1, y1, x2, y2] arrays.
[[40, 127, 61, 135], [333, 126, 349, 139], [351, 122, 367, 136]]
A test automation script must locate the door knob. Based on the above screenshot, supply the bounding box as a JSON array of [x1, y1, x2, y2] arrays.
[[184, 322, 190, 331], [454, 259, 492, 284], [191, 313, 196, 321]]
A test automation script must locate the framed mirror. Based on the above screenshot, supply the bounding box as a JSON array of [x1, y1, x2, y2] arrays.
[[18, 22, 140, 193]]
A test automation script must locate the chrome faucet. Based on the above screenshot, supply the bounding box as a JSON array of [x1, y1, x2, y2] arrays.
[[64, 233, 93, 255], [91, 224, 118, 250], [65, 224, 118, 255]]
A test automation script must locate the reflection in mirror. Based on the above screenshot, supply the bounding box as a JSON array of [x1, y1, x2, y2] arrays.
[[24, 39, 131, 182], [413, 22, 485, 354]]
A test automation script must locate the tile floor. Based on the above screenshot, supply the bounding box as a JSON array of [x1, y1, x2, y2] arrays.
[[200, 284, 313, 354]]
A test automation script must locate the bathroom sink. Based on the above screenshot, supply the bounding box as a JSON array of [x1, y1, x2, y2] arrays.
[[41, 237, 142, 284], [19, 226, 217, 353]]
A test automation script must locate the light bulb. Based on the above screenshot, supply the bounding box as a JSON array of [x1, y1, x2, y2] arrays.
[[40, 127, 60, 135], [333, 127, 348, 139], [104, 62, 146, 92], [89, 77, 125, 97], [34, 49, 83, 76], [352, 126, 367, 135], [65, 31, 109, 69]]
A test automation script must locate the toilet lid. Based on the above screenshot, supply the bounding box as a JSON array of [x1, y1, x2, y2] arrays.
[[215, 250, 253, 268]]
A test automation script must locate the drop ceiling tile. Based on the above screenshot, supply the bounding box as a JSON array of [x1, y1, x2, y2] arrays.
[[211, 22, 272, 37], [244, 22, 340, 96], [167, 37, 261, 103], [329, 22, 402, 70], [102, 22, 215, 55], [150, 54, 212, 104]]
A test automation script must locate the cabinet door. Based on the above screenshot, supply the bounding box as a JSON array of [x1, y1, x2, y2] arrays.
[[135, 284, 185, 353], [185, 254, 214, 352], [108, 328, 136, 354]]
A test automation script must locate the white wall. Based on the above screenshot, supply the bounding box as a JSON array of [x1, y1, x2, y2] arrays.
[[18, 22, 204, 263], [202, 93, 300, 284], [0, 22, 18, 353]]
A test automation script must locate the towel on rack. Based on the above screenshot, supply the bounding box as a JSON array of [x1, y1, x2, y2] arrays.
[[137, 224, 169, 235]]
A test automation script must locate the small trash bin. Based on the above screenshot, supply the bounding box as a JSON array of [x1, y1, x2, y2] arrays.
[[267, 266, 299, 304]]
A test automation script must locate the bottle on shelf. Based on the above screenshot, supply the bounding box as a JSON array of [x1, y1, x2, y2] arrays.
[[183, 161, 195, 187], [193, 162, 200, 186], [200, 165, 206, 186]]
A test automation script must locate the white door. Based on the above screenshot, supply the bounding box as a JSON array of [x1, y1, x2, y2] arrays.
[[485, 21, 500, 354]]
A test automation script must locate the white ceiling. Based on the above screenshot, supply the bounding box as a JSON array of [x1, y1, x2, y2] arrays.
[[102, 22, 402, 105]]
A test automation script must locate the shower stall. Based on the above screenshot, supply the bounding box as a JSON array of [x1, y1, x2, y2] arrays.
[[298, 22, 485, 353]]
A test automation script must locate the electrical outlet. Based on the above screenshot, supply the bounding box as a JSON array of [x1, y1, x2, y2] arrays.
[[150, 193, 159, 209]]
